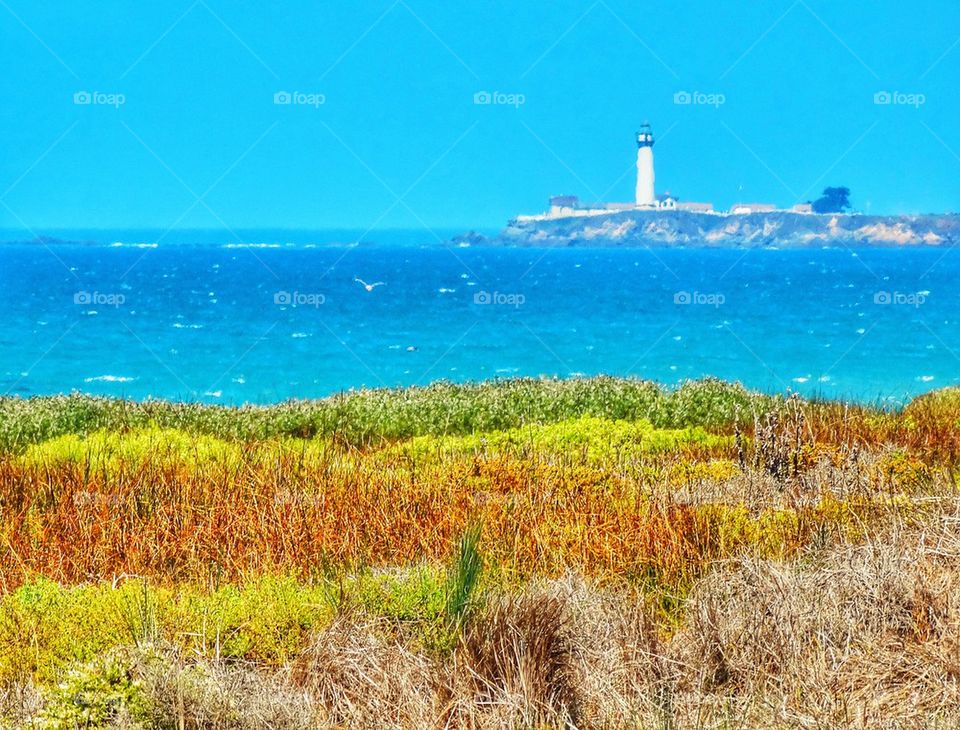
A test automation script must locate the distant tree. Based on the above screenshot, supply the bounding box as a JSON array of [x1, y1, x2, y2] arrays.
[[812, 187, 851, 214]]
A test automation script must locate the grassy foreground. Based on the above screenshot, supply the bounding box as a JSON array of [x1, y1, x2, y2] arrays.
[[2, 377, 960, 728]]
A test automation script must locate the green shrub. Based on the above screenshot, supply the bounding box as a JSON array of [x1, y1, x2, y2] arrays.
[[37, 651, 149, 728], [394, 416, 732, 463], [0, 377, 778, 453]]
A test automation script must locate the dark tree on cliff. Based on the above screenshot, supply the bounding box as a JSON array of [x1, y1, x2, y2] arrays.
[[812, 187, 851, 214]]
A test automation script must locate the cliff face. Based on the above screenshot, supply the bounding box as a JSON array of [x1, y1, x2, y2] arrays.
[[497, 211, 960, 247]]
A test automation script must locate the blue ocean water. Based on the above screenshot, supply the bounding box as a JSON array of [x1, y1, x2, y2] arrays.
[[1, 232, 957, 405]]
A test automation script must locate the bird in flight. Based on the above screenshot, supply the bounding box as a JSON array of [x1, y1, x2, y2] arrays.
[[354, 277, 385, 292]]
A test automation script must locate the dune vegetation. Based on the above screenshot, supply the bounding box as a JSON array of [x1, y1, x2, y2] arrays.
[[2, 377, 960, 728]]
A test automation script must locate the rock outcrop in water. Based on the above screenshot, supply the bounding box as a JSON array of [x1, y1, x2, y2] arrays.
[[484, 211, 960, 247]]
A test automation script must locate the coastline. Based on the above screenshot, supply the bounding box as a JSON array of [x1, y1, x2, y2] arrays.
[[482, 209, 960, 248]]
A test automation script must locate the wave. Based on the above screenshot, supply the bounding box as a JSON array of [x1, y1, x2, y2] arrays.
[[222, 243, 283, 249]]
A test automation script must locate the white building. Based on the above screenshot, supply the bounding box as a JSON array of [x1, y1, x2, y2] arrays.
[[730, 202, 777, 214], [548, 195, 580, 217], [520, 122, 718, 221], [657, 192, 677, 209], [635, 122, 655, 206]]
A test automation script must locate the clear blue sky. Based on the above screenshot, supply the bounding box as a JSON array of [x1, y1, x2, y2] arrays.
[[1, 0, 958, 231]]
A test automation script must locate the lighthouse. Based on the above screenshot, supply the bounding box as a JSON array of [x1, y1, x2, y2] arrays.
[[635, 122, 655, 207]]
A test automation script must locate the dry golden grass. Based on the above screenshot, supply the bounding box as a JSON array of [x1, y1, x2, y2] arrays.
[[25, 514, 960, 728], [0, 424, 933, 593]]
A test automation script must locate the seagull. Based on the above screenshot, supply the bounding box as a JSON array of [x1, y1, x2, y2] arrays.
[[354, 277, 385, 292]]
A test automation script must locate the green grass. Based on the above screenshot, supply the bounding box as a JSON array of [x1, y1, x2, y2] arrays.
[[15, 416, 732, 477], [393, 416, 733, 463], [0, 377, 777, 453], [1, 567, 463, 685]]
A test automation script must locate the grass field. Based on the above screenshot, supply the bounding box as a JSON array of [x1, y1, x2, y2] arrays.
[[2, 377, 960, 728]]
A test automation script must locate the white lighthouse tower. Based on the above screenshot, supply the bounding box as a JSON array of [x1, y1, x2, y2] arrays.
[[635, 122, 655, 207]]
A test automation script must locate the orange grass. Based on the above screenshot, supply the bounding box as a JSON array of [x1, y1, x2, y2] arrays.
[[0, 446, 896, 593], [801, 396, 960, 462]]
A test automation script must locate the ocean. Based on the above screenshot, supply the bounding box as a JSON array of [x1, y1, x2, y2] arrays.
[[1, 231, 956, 406]]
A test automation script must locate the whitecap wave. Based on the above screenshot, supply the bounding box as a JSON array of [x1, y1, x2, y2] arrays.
[[223, 243, 282, 249]]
